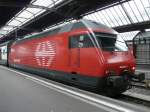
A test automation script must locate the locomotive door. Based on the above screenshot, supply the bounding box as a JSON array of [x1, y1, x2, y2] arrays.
[[69, 35, 84, 73]]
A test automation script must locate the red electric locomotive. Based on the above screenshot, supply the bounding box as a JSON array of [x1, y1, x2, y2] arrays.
[[1, 19, 145, 95]]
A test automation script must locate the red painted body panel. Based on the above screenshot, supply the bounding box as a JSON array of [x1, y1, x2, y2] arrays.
[[9, 28, 136, 79], [9, 33, 71, 72], [103, 51, 135, 75]]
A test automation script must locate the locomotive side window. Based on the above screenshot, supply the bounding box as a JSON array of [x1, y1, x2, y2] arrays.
[[69, 34, 93, 48], [78, 35, 84, 48], [69, 35, 79, 48]]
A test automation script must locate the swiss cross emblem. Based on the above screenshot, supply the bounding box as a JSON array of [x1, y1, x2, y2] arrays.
[[35, 41, 56, 67]]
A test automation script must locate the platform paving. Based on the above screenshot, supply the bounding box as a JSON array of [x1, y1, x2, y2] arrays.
[[0, 66, 149, 112]]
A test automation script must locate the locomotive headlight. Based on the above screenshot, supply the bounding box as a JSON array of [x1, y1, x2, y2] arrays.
[[105, 70, 110, 75], [132, 66, 135, 71]]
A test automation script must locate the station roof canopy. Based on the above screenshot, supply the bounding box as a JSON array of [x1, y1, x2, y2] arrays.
[[0, 0, 150, 43]]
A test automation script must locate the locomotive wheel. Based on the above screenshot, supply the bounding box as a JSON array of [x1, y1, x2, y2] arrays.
[[104, 87, 123, 97]]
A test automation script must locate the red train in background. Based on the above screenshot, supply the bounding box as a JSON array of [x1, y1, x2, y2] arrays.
[[0, 19, 145, 96]]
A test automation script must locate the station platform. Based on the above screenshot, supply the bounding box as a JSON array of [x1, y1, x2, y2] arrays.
[[0, 66, 149, 112]]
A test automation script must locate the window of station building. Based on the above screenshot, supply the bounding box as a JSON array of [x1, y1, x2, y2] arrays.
[[69, 34, 94, 48]]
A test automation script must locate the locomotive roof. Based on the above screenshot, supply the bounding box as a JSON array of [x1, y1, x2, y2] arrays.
[[19, 19, 117, 41]]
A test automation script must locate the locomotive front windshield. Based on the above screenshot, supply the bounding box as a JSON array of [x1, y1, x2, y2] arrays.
[[95, 32, 128, 51]]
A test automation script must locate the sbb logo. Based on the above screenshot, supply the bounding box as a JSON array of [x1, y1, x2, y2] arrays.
[[35, 41, 56, 67]]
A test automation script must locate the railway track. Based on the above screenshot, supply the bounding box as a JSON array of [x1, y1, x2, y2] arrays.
[[131, 81, 147, 89], [135, 69, 150, 89], [119, 92, 150, 107], [131, 80, 150, 89], [120, 80, 150, 108]]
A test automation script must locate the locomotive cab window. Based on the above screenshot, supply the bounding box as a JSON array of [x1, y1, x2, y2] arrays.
[[69, 34, 94, 48], [95, 32, 128, 51]]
